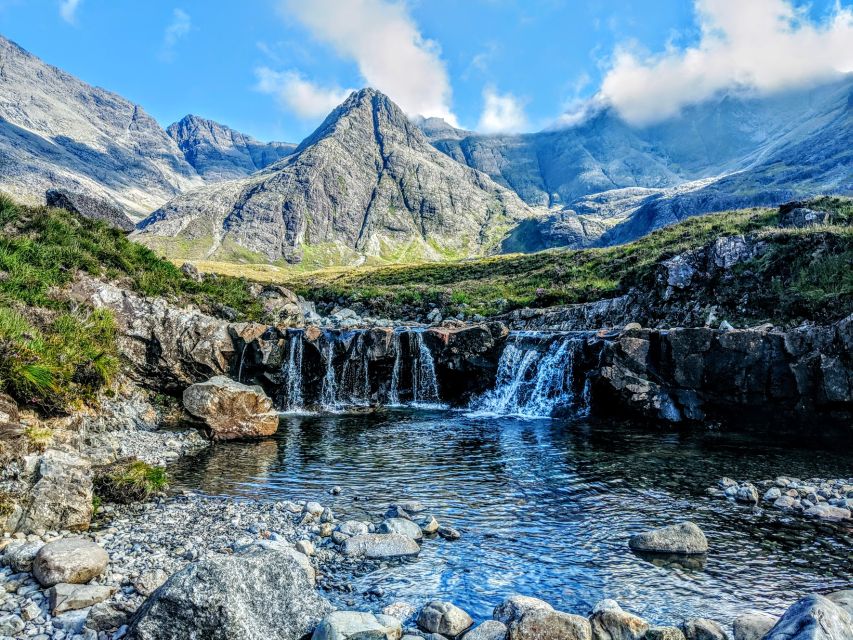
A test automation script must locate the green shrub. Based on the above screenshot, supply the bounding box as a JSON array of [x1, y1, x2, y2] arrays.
[[94, 460, 169, 504]]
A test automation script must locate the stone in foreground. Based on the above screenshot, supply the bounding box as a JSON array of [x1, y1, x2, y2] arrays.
[[628, 522, 708, 555], [732, 612, 778, 640], [312, 611, 402, 640], [508, 609, 592, 640], [418, 601, 474, 637], [465, 620, 510, 640], [183, 376, 279, 440], [33, 538, 108, 587], [763, 594, 853, 640], [129, 547, 331, 640], [50, 583, 115, 614], [591, 600, 650, 640], [494, 595, 555, 625], [681, 618, 728, 640], [341, 533, 420, 559]]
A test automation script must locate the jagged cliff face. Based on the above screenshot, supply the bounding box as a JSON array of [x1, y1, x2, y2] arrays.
[[136, 89, 535, 265], [0, 35, 203, 216], [167, 115, 295, 181]]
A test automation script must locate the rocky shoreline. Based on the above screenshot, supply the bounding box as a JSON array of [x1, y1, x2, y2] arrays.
[[2, 489, 852, 640], [708, 477, 853, 522]]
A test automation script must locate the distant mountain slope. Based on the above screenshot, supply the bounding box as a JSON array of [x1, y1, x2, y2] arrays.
[[136, 89, 534, 266], [167, 115, 295, 181], [0, 35, 202, 216], [424, 77, 853, 251]]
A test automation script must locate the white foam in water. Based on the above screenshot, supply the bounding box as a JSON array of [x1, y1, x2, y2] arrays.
[[469, 333, 582, 418], [280, 332, 304, 412], [320, 338, 339, 410]]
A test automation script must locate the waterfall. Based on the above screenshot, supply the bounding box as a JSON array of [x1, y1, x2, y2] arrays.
[[470, 333, 582, 418], [280, 332, 304, 411], [411, 331, 440, 405], [339, 332, 371, 405], [321, 338, 339, 410], [389, 331, 402, 405]]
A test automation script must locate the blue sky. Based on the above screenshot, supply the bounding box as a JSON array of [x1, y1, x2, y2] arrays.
[[1, 0, 851, 142]]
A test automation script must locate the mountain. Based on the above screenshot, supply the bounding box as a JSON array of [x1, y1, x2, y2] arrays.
[[166, 115, 295, 181], [135, 89, 534, 266], [0, 35, 202, 216], [424, 77, 853, 250]]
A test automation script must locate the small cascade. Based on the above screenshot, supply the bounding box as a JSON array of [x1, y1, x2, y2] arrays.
[[339, 332, 371, 405], [411, 331, 440, 405], [470, 333, 584, 418], [279, 332, 304, 411], [320, 338, 339, 410], [389, 331, 403, 405]]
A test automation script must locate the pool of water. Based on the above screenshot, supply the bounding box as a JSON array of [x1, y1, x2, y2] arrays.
[[169, 409, 853, 625]]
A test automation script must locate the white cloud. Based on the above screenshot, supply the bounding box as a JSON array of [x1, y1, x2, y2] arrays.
[[477, 87, 528, 134], [59, 0, 81, 24], [255, 68, 354, 119], [279, 0, 457, 124], [159, 8, 191, 62], [598, 0, 853, 125]]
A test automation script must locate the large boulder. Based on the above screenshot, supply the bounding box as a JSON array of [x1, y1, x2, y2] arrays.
[[494, 595, 554, 625], [465, 620, 510, 640], [732, 612, 778, 640], [183, 376, 279, 440], [417, 601, 474, 637], [76, 278, 236, 391], [341, 534, 420, 559], [128, 546, 331, 640], [508, 609, 592, 640], [763, 595, 853, 640], [46, 188, 135, 232], [312, 611, 402, 640], [33, 538, 109, 587], [826, 590, 853, 617], [590, 601, 649, 640], [259, 286, 304, 327], [681, 619, 728, 640], [16, 450, 93, 533], [378, 517, 424, 540], [628, 522, 708, 555]]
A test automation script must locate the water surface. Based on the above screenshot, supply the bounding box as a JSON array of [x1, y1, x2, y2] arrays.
[[170, 409, 852, 625]]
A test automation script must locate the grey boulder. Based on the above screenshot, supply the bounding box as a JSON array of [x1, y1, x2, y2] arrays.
[[378, 517, 424, 540], [341, 533, 420, 559], [183, 376, 279, 440], [50, 583, 115, 614], [33, 538, 109, 587], [764, 595, 853, 640], [494, 595, 555, 625], [508, 609, 592, 640], [590, 601, 650, 640], [417, 601, 474, 637], [464, 620, 509, 640], [128, 546, 331, 640], [681, 619, 728, 640], [629, 522, 708, 555], [312, 611, 402, 640], [732, 612, 778, 640]]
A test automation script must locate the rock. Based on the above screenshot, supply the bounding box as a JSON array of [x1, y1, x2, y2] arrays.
[[763, 594, 853, 640], [773, 496, 798, 510], [46, 188, 135, 231], [419, 514, 440, 534], [494, 595, 555, 625], [337, 520, 370, 537], [732, 613, 778, 640], [628, 522, 708, 555], [295, 540, 315, 556], [644, 627, 686, 640], [32, 537, 109, 587], [681, 619, 728, 640], [86, 601, 127, 632], [312, 611, 403, 640], [418, 601, 474, 637], [826, 590, 853, 617], [50, 583, 115, 614], [16, 449, 93, 533], [378, 517, 424, 540], [133, 568, 169, 596], [128, 546, 331, 640], [590, 601, 650, 640], [438, 526, 462, 540], [3, 539, 44, 572], [180, 262, 203, 282], [53, 608, 90, 634], [778, 205, 831, 229], [464, 620, 509, 640], [763, 487, 782, 502], [803, 504, 851, 521], [259, 286, 304, 327], [183, 376, 279, 440], [341, 534, 421, 559], [508, 609, 592, 640], [735, 484, 759, 504], [20, 600, 41, 622], [0, 613, 24, 637]]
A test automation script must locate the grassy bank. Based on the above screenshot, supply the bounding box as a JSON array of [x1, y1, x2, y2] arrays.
[[273, 197, 852, 323], [0, 195, 265, 409]]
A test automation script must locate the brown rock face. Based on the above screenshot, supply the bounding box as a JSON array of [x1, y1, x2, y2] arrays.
[[183, 376, 279, 440]]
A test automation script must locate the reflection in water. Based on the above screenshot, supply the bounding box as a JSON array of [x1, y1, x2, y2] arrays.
[[170, 410, 853, 625]]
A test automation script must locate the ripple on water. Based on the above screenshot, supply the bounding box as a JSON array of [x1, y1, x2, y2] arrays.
[[169, 409, 853, 625]]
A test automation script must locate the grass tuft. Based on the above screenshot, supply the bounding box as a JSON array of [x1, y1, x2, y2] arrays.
[[94, 459, 169, 504]]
